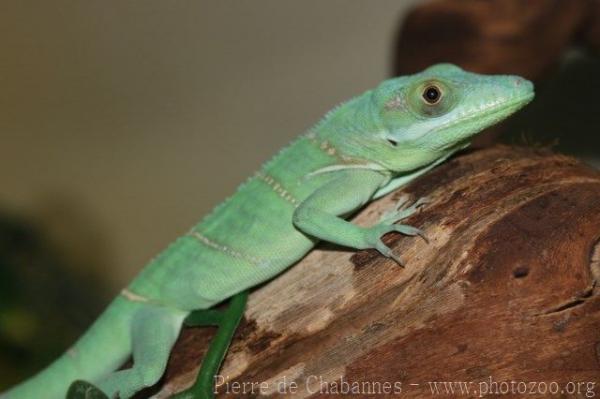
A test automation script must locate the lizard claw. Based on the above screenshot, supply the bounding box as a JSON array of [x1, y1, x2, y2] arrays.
[[418, 230, 430, 244], [366, 220, 430, 267], [374, 240, 405, 267], [395, 224, 430, 244], [394, 194, 411, 210], [380, 196, 430, 224], [392, 224, 428, 242], [412, 196, 431, 208]]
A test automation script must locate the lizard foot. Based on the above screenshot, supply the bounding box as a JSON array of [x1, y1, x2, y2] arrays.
[[379, 195, 430, 225], [67, 380, 109, 399], [364, 223, 428, 266]]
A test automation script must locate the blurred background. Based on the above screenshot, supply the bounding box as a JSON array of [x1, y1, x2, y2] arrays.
[[0, 0, 598, 389]]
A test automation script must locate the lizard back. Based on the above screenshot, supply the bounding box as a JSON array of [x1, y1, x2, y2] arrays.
[[127, 134, 342, 310]]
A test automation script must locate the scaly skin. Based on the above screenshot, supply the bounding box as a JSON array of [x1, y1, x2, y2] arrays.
[[1, 64, 534, 399]]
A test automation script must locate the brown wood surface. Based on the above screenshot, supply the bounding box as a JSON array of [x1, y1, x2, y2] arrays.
[[150, 146, 600, 398], [393, 0, 600, 79]]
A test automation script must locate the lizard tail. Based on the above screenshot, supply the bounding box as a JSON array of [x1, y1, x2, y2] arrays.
[[0, 296, 139, 399]]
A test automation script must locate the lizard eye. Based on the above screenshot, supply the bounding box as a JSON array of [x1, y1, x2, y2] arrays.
[[422, 85, 442, 104], [407, 80, 453, 118]]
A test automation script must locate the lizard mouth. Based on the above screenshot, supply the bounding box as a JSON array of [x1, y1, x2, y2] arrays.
[[434, 92, 535, 151], [444, 92, 533, 132]]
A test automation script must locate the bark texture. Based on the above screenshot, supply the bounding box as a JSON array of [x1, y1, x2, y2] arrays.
[[152, 146, 600, 398]]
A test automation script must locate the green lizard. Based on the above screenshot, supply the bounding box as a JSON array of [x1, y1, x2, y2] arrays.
[[1, 64, 534, 399]]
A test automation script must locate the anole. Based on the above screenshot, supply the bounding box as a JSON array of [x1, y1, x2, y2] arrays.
[[1, 64, 534, 399]]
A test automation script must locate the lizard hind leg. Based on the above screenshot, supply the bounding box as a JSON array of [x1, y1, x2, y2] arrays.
[[95, 304, 187, 399], [172, 290, 248, 399]]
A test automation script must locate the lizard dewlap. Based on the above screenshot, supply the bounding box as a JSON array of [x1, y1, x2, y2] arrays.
[[1, 64, 534, 399]]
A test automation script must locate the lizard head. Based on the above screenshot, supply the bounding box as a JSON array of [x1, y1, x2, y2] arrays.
[[320, 63, 534, 172]]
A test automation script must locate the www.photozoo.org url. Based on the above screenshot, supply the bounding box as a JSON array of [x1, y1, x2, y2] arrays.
[[425, 377, 596, 397]]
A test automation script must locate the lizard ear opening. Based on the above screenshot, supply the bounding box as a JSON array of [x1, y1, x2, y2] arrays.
[[387, 138, 398, 147]]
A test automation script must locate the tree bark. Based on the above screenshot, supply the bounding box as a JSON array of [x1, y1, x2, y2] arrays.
[[153, 145, 600, 398]]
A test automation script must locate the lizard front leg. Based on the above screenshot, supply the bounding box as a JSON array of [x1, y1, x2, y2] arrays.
[[293, 169, 424, 265]]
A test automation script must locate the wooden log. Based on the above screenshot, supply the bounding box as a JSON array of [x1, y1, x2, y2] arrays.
[[151, 145, 600, 398]]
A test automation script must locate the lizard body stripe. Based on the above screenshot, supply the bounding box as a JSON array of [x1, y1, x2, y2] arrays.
[[188, 231, 263, 265], [120, 288, 151, 303], [66, 347, 78, 358], [306, 131, 354, 162], [254, 171, 300, 207]]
